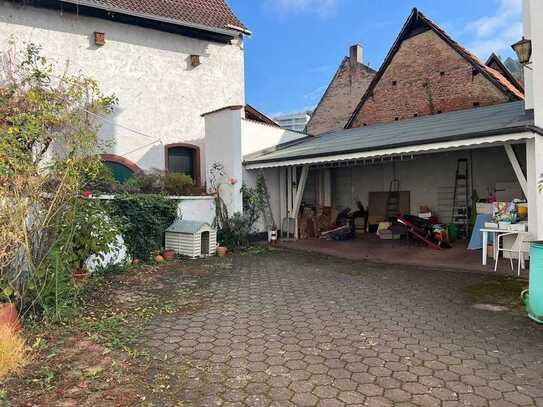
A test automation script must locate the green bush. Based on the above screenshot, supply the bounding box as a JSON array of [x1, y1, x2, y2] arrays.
[[129, 171, 163, 194], [217, 212, 252, 250], [163, 172, 193, 195], [83, 163, 120, 193], [105, 194, 177, 261]]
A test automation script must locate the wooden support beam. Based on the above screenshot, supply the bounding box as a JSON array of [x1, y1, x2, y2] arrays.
[[279, 167, 286, 234], [504, 144, 528, 197], [293, 165, 310, 219]]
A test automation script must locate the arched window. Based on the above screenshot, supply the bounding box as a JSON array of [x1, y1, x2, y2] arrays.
[[100, 154, 140, 183], [165, 144, 201, 185]]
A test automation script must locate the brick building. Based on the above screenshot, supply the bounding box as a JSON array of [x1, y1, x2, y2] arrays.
[[486, 53, 524, 93], [346, 9, 523, 129], [305, 45, 375, 135]]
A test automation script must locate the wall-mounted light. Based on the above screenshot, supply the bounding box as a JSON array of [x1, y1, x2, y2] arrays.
[[511, 36, 532, 66], [190, 55, 201, 67], [94, 32, 106, 46]]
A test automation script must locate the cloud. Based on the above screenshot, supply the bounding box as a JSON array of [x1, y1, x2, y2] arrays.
[[465, 0, 522, 59], [270, 105, 316, 118], [304, 84, 327, 101], [266, 0, 339, 17]]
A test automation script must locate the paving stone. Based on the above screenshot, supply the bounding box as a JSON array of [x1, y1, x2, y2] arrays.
[[291, 392, 319, 406], [136, 252, 543, 406]]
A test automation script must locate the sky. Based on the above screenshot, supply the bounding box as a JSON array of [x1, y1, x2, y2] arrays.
[[227, 0, 523, 118]]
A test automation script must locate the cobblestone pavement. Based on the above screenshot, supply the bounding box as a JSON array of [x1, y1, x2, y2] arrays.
[[143, 251, 543, 406]]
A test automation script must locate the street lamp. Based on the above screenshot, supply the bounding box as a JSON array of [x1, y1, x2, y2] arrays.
[[511, 36, 532, 66]]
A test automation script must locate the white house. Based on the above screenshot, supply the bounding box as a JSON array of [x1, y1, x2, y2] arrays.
[[0, 0, 249, 186]]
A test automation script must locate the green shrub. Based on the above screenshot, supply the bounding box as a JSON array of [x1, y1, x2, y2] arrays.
[[69, 198, 120, 271], [83, 163, 120, 193], [163, 172, 193, 195], [130, 171, 163, 194], [105, 194, 177, 261], [22, 198, 120, 320], [217, 212, 252, 250]]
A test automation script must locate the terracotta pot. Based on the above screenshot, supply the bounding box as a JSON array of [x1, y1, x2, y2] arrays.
[[162, 249, 176, 261], [216, 246, 227, 257], [72, 270, 88, 285], [0, 303, 21, 332], [154, 255, 165, 263]]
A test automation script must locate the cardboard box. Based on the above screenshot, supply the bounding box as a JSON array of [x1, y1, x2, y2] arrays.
[[488, 245, 495, 259], [379, 233, 401, 240]]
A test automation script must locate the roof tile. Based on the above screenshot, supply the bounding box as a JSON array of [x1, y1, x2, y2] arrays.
[[74, 0, 247, 31]]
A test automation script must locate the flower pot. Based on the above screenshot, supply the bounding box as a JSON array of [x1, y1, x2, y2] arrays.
[[0, 303, 21, 332], [154, 255, 165, 263], [162, 249, 176, 261], [72, 270, 88, 285], [216, 246, 227, 257]]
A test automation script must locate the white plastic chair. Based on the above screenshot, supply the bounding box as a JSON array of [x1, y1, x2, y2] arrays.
[[494, 232, 526, 276]]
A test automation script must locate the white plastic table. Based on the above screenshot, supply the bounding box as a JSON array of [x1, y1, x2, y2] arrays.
[[480, 228, 529, 266]]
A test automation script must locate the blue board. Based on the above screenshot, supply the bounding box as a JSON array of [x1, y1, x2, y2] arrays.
[[468, 214, 493, 250]]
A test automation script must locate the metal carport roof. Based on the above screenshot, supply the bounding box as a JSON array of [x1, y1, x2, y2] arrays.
[[244, 102, 539, 169]]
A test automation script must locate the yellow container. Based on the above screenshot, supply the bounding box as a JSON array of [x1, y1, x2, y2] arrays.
[[518, 205, 528, 219]]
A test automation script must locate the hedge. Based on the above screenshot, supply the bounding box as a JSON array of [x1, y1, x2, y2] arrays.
[[105, 194, 178, 261]]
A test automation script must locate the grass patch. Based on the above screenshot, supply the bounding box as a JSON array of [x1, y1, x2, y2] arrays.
[[465, 276, 527, 307], [79, 313, 138, 351], [0, 327, 27, 379]]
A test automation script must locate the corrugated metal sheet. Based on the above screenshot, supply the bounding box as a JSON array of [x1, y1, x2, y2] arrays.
[[244, 102, 535, 167]]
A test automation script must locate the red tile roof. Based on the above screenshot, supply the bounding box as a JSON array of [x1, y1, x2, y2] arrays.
[[70, 0, 247, 32]]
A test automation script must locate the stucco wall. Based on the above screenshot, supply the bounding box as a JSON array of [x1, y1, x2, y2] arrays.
[[0, 1, 245, 181], [176, 196, 216, 225], [524, 0, 543, 239], [241, 119, 307, 156], [204, 107, 244, 214], [329, 146, 523, 223], [204, 108, 307, 219]]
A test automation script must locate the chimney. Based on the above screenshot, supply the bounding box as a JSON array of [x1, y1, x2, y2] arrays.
[[349, 44, 363, 69]]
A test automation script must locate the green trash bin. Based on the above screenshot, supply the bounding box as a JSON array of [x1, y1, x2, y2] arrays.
[[522, 241, 543, 324]]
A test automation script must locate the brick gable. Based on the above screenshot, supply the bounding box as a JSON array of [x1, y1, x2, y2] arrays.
[[347, 9, 523, 129], [306, 57, 375, 135]]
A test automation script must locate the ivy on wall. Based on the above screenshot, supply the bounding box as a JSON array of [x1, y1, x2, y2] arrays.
[[105, 194, 178, 261]]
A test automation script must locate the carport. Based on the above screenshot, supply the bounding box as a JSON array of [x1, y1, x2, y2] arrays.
[[244, 102, 543, 251]]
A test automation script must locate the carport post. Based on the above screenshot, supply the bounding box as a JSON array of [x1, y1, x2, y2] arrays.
[[293, 165, 310, 239], [279, 167, 287, 236], [527, 136, 543, 240], [504, 145, 528, 198], [321, 168, 332, 207]]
